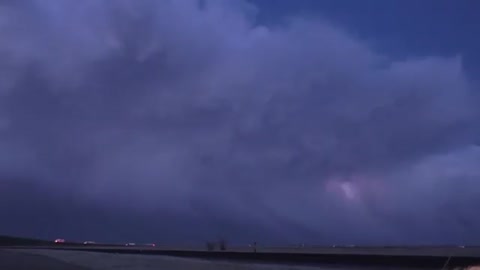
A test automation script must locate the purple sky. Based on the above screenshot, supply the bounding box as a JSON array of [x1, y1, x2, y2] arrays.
[[1, 0, 480, 245]]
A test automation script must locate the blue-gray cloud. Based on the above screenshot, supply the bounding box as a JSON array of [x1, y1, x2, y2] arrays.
[[1, 0, 479, 244]]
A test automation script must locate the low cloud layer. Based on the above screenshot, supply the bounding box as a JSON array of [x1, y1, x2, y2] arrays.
[[1, 0, 479, 244]]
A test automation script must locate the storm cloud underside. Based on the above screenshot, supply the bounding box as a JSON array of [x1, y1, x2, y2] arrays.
[[1, 0, 479, 244]]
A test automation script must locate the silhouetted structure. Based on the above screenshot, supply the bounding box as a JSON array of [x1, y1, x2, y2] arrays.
[[219, 239, 227, 251], [206, 241, 215, 251]]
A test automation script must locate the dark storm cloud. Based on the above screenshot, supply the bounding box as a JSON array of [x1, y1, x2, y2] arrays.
[[1, 0, 479, 244]]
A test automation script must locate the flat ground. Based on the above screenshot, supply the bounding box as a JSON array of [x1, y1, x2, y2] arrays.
[[0, 249, 89, 270], [20, 244, 480, 257], [3, 249, 405, 270]]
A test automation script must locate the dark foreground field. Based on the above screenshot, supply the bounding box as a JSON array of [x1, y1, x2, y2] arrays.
[[0, 249, 381, 270], [5, 245, 480, 269], [2, 235, 480, 269], [0, 250, 88, 270]]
